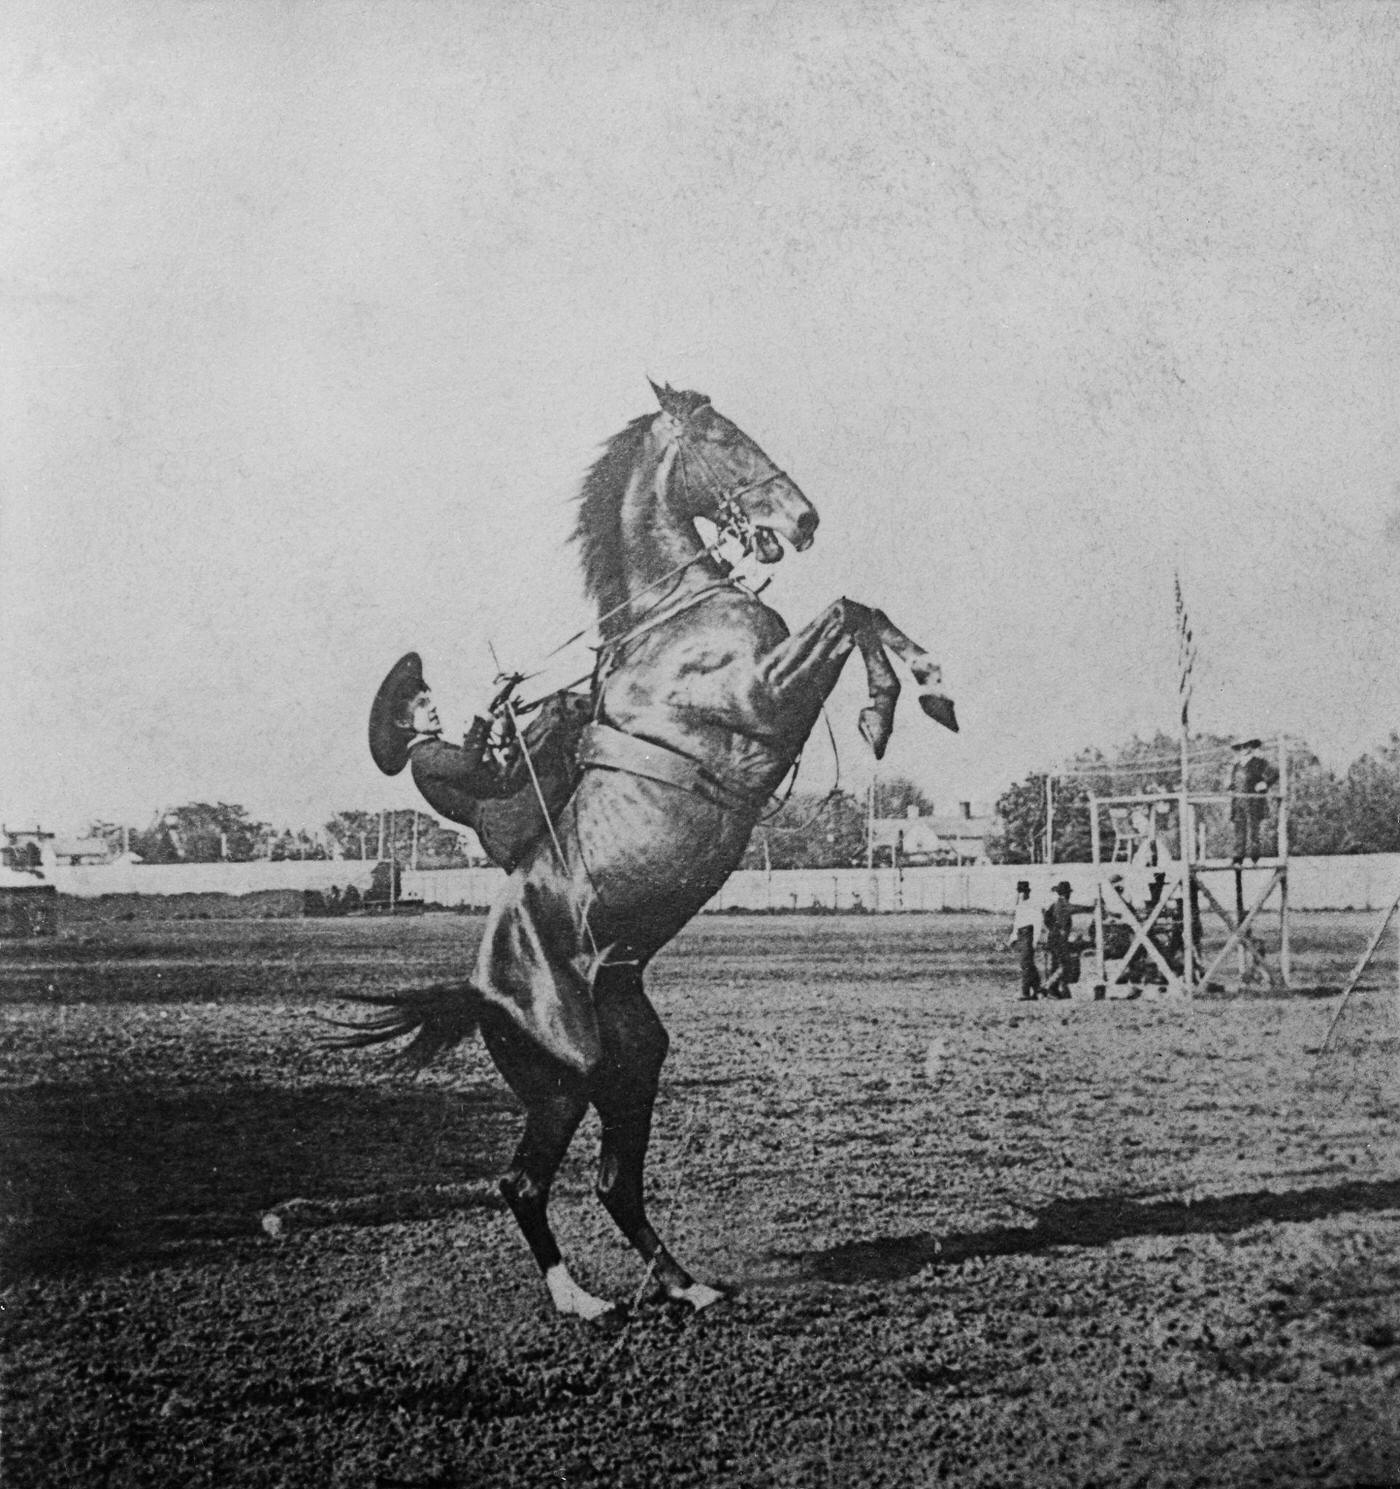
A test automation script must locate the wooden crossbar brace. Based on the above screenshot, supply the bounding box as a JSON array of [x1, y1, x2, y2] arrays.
[[1193, 876, 1274, 984], [1197, 867, 1284, 990], [1319, 882, 1400, 1051], [1097, 878, 1187, 994]]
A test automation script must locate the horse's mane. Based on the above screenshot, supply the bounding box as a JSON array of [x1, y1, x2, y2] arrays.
[[572, 415, 652, 636], [571, 390, 710, 638]]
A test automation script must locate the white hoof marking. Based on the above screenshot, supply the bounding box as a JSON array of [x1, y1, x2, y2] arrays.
[[544, 1264, 615, 1322], [670, 1281, 725, 1312]]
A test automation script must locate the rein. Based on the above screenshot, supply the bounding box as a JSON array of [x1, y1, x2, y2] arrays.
[[596, 575, 767, 669]]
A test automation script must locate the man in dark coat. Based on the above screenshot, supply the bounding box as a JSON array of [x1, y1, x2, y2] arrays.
[[1043, 879, 1094, 998], [1226, 738, 1279, 864]]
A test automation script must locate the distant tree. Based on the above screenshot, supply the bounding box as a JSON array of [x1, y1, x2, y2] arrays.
[[985, 772, 1050, 865], [1337, 732, 1400, 853], [1284, 747, 1348, 856], [871, 775, 937, 820], [131, 802, 268, 862], [741, 789, 867, 869], [325, 811, 381, 860], [324, 809, 477, 866], [269, 829, 330, 861]]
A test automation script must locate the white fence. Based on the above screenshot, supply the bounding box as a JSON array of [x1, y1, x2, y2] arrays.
[[43, 853, 1400, 913], [49, 859, 379, 898], [696, 856, 1400, 914]]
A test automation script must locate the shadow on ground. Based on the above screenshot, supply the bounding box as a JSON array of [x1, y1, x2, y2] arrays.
[[777, 1178, 1400, 1285], [0, 1081, 516, 1279]]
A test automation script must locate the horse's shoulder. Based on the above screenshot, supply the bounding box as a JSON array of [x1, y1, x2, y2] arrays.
[[715, 589, 790, 644]]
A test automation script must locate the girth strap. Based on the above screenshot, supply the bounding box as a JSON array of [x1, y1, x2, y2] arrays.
[[578, 723, 771, 813]]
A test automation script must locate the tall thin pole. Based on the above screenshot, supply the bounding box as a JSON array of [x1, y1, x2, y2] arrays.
[[1278, 735, 1291, 984], [1045, 775, 1054, 867], [411, 810, 420, 871], [866, 775, 876, 870], [378, 810, 386, 860], [1180, 727, 1196, 993], [1175, 570, 1197, 992], [1090, 791, 1105, 991]]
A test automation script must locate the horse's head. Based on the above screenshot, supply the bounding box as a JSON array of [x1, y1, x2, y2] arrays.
[[650, 381, 819, 565]]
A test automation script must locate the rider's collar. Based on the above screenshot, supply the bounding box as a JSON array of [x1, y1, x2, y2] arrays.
[[405, 731, 442, 752]]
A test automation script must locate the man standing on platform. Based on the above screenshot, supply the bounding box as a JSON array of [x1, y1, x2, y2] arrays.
[[1007, 880, 1044, 1000], [1226, 738, 1279, 864]]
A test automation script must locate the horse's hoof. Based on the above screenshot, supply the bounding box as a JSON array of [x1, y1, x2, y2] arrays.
[[684, 1282, 727, 1312], [544, 1264, 615, 1323], [560, 1296, 619, 1325], [670, 1281, 728, 1313], [919, 693, 958, 732], [858, 706, 892, 760]]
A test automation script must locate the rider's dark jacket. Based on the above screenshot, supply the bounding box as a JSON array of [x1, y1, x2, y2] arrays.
[[407, 693, 592, 873], [407, 718, 528, 825]]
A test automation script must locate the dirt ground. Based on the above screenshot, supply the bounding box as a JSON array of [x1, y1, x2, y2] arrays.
[[2, 910, 1397, 1488]]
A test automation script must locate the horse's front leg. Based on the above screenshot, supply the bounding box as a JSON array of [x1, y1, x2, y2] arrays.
[[868, 609, 958, 733], [757, 599, 911, 758], [850, 616, 901, 759]]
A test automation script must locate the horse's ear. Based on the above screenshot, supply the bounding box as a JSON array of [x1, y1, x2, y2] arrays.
[[648, 378, 684, 419]]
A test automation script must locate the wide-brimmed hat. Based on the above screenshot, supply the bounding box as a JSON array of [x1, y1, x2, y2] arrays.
[[1232, 737, 1263, 751], [1054, 880, 1073, 895], [369, 652, 428, 776]]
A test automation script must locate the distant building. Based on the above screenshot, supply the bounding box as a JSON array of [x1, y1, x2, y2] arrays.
[[870, 802, 993, 867], [1, 826, 113, 871]]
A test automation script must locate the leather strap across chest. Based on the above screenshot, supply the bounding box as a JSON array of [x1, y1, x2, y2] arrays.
[[577, 722, 772, 814]]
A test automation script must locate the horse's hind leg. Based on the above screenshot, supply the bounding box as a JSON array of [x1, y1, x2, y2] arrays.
[[590, 964, 724, 1311], [479, 1011, 612, 1321]]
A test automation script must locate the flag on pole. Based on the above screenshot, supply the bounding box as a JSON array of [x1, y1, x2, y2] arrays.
[[1174, 572, 1197, 730]]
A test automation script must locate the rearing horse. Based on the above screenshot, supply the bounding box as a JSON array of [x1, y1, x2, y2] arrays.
[[353, 383, 957, 1321]]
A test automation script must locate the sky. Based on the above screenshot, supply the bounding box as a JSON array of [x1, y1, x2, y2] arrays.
[[3, 0, 1398, 836]]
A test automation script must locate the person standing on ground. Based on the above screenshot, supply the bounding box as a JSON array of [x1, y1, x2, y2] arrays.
[[1043, 879, 1094, 998], [1007, 879, 1044, 1000]]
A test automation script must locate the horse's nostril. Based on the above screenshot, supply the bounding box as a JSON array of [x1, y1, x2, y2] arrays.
[[796, 509, 819, 540]]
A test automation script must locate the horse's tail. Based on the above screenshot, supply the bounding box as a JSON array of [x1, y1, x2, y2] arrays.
[[330, 980, 487, 1066]]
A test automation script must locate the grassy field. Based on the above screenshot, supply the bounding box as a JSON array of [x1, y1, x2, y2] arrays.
[[1, 911, 1397, 1487]]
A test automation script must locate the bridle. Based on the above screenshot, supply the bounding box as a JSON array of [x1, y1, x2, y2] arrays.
[[497, 409, 794, 692], [667, 405, 793, 559]]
